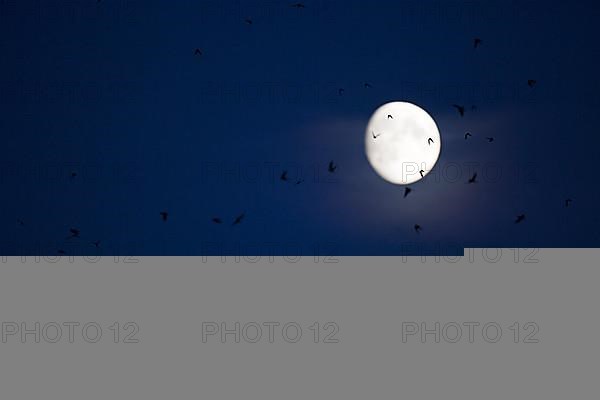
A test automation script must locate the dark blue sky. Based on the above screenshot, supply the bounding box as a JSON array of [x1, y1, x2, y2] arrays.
[[2, 0, 599, 255]]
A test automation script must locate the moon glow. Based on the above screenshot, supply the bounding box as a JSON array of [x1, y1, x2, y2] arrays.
[[365, 102, 441, 185]]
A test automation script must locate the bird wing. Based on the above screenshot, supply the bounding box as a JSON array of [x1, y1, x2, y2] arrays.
[[452, 105, 464, 114]]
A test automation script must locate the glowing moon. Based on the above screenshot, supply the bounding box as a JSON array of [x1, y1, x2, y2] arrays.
[[365, 102, 441, 185]]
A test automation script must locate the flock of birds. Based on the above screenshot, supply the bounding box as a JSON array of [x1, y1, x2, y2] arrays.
[[21, 157, 341, 254], [15, 5, 574, 253], [12, 3, 317, 255], [368, 36, 568, 235]]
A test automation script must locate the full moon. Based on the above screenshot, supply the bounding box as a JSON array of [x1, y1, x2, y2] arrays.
[[365, 102, 441, 185]]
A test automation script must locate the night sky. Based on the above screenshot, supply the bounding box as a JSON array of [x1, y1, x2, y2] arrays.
[[2, 0, 599, 256]]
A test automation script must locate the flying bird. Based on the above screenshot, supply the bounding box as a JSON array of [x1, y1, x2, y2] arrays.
[[338, 88, 345, 96], [452, 104, 465, 117], [280, 171, 289, 182], [245, 18, 253, 25], [428, 138, 434, 145], [468, 172, 478, 184], [419, 170, 425, 178], [160, 211, 169, 222], [404, 187, 412, 198], [565, 199, 573, 208], [17, 219, 25, 227], [68, 228, 80, 239], [296, 179, 304, 185], [387, 114, 393, 119], [486, 137, 495, 143], [372, 131, 381, 139], [328, 161, 337, 173], [515, 214, 526, 224], [364, 83, 372, 89], [465, 132, 472, 140], [92, 240, 101, 248], [414, 224, 422, 234], [474, 38, 482, 48], [70, 171, 77, 179], [194, 48, 203, 56], [232, 213, 245, 226], [212, 217, 223, 224], [528, 80, 537, 88]]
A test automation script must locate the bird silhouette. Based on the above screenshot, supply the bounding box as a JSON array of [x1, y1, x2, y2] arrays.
[[528, 80, 537, 88], [280, 171, 289, 182], [404, 187, 412, 198], [387, 114, 393, 119], [295, 179, 304, 185], [194, 48, 202, 56], [474, 38, 482, 48], [328, 161, 337, 173], [452, 104, 465, 117], [338, 88, 345, 96], [372, 131, 381, 139], [212, 217, 223, 224], [92, 240, 101, 248], [565, 199, 573, 208], [515, 214, 526, 224], [17, 219, 25, 227], [245, 18, 253, 25], [160, 211, 169, 222], [468, 172, 477, 184], [232, 213, 245, 226], [465, 132, 472, 140], [419, 170, 425, 178], [364, 83, 372, 89], [486, 137, 495, 143], [70, 171, 77, 179], [428, 138, 434, 145], [291, 3, 306, 8], [414, 224, 422, 234], [68, 228, 80, 239]]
